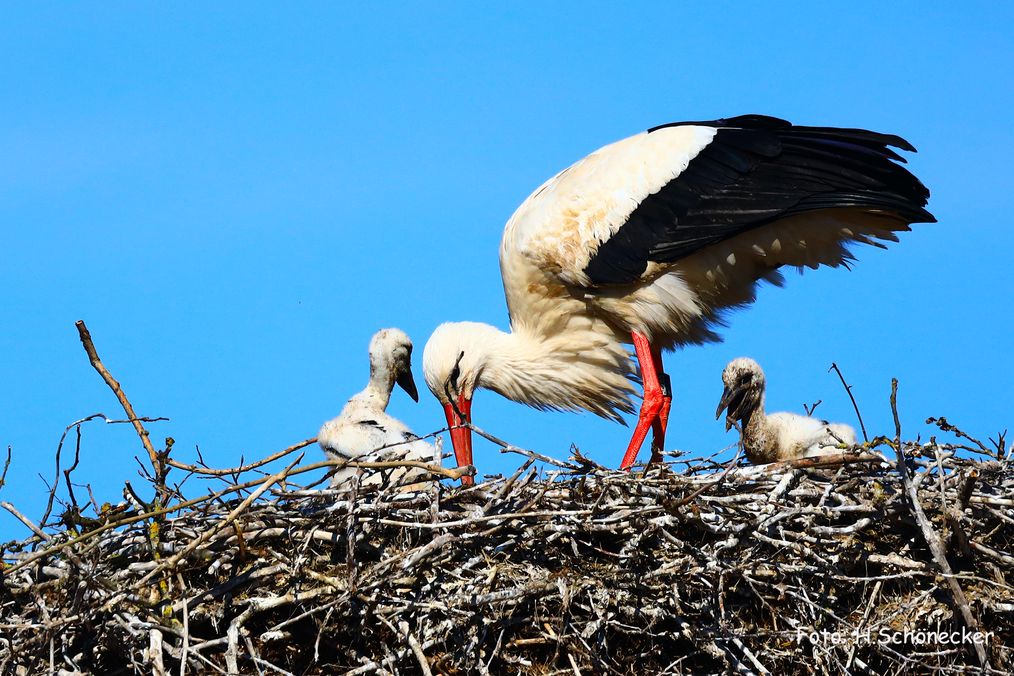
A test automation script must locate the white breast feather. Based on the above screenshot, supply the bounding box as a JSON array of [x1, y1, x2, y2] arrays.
[[319, 399, 433, 488], [765, 412, 858, 458]]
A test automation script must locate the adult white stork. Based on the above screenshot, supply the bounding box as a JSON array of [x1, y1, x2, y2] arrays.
[[716, 357, 858, 464], [319, 328, 435, 488], [423, 115, 933, 480]]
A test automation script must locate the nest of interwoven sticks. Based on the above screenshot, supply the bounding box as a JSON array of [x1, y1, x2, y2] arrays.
[[1, 417, 1011, 676]]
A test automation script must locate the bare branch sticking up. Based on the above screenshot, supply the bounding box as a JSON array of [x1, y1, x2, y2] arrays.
[[75, 320, 170, 506], [890, 379, 989, 669], [829, 362, 868, 442]]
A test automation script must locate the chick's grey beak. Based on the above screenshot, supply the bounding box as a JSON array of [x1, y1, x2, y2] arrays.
[[715, 385, 741, 432], [715, 385, 733, 419], [396, 369, 419, 402]]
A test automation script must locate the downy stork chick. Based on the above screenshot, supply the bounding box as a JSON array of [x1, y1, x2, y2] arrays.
[[716, 357, 857, 464], [319, 328, 435, 488], [424, 115, 933, 479]]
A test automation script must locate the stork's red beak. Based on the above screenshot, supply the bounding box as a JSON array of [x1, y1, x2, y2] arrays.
[[442, 395, 473, 485]]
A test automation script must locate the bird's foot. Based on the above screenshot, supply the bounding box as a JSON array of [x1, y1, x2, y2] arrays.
[[620, 390, 665, 470]]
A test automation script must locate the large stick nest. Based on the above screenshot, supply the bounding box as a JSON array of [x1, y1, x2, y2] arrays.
[[1, 429, 1011, 675]]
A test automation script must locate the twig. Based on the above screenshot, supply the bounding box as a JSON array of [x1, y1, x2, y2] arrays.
[[180, 596, 190, 676], [755, 451, 885, 473], [5, 454, 460, 577], [150, 629, 166, 676], [926, 417, 992, 456], [62, 424, 86, 523], [667, 447, 743, 510], [989, 429, 1008, 460], [166, 439, 316, 476], [829, 363, 868, 442], [0, 446, 11, 494], [130, 455, 305, 592], [76, 320, 170, 506], [399, 621, 433, 676], [1, 502, 52, 541], [889, 379, 988, 669], [471, 422, 579, 469], [41, 413, 105, 527]]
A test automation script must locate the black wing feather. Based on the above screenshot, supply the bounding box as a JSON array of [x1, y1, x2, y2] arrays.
[[360, 419, 387, 433], [584, 115, 935, 285]]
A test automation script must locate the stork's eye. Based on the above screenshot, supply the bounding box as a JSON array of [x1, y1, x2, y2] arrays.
[[448, 351, 464, 390]]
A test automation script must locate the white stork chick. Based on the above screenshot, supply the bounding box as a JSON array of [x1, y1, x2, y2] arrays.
[[423, 115, 933, 480], [318, 328, 434, 488], [716, 357, 857, 464]]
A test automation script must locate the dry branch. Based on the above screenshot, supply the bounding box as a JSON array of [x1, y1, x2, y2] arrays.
[[76, 320, 170, 507], [829, 362, 869, 443], [889, 379, 989, 668]]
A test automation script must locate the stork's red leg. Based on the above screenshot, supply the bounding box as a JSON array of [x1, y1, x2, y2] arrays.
[[620, 331, 664, 470], [648, 345, 672, 466]]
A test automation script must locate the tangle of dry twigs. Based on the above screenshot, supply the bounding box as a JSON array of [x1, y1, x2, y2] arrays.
[[1, 429, 1010, 675], [0, 324, 1010, 674]]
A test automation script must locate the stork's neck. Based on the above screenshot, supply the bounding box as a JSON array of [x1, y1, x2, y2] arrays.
[[742, 392, 767, 428], [349, 361, 396, 411], [740, 394, 773, 462], [477, 326, 560, 400], [467, 322, 637, 422]]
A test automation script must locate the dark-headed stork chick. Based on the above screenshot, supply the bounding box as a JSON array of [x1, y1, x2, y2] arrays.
[[716, 357, 857, 464], [319, 328, 434, 488], [423, 115, 933, 481]]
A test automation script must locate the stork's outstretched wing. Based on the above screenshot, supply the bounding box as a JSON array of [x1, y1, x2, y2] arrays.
[[504, 115, 934, 289]]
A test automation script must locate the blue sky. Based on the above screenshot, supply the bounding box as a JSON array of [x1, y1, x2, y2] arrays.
[[2, 3, 1011, 539]]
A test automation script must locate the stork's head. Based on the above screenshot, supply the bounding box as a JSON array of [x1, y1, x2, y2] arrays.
[[369, 328, 418, 402], [423, 322, 500, 485], [716, 357, 766, 430]]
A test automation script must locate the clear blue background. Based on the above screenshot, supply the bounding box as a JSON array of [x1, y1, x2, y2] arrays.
[[2, 3, 1011, 539]]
